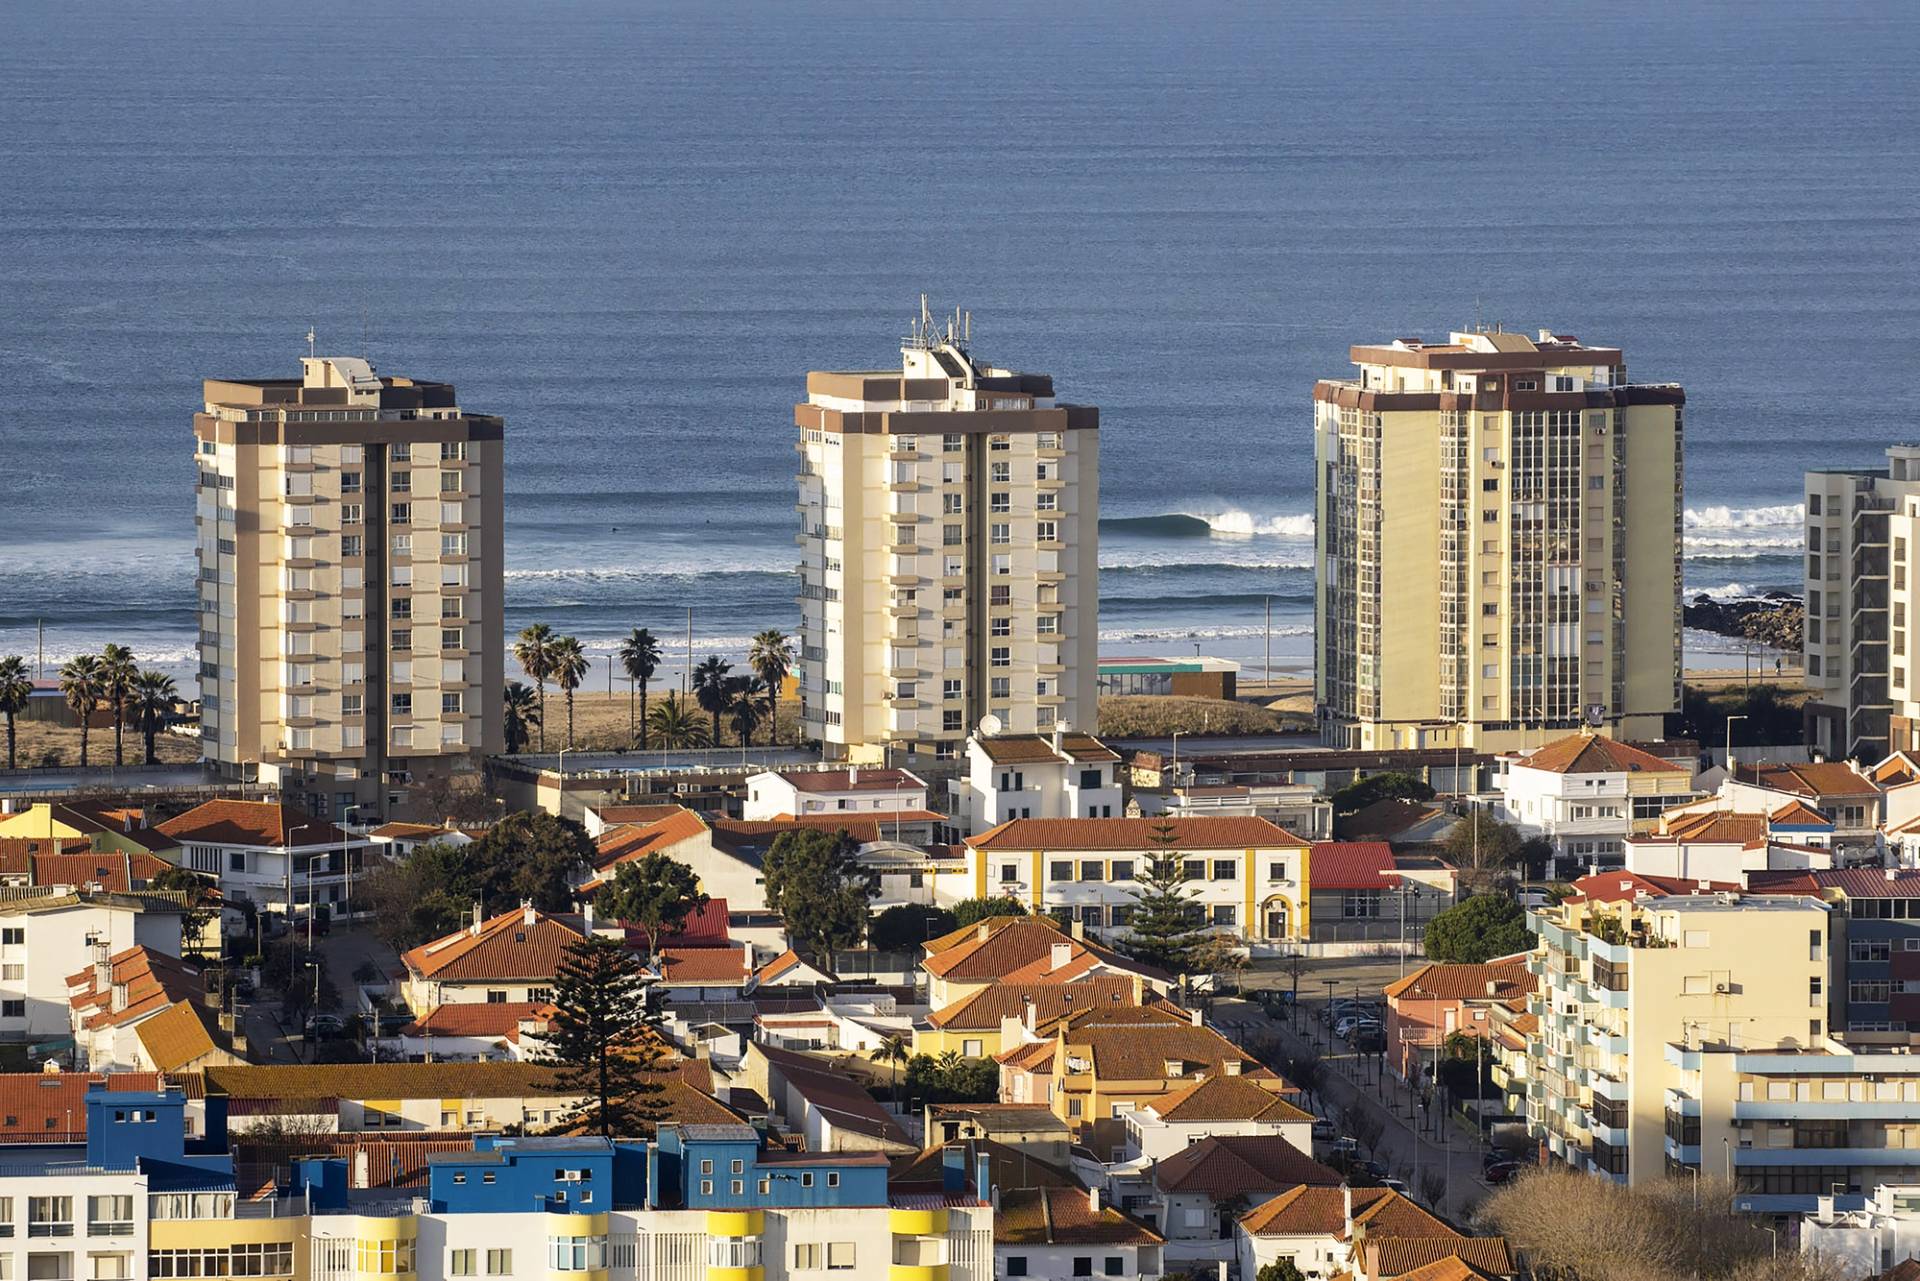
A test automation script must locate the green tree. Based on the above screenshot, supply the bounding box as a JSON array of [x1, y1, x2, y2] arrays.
[[1121, 822, 1211, 974], [748, 630, 794, 746], [692, 656, 732, 745], [58, 654, 103, 768], [465, 811, 594, 912], [503, 681, 540, 754], [1256, 1261, 1307, 1281], [645, 693, 708, 749], [904, 1052, 999, 1104], [362, 815, 595, 950], [0, 656, 32, 771], [951, 897, 1028, 928], [870, 904, 957, 952], [151, 865, 215, 954], [1330, 771, 1435, 814], [595, 853, 709, 959], [725, 675, 766, 748], [1443, 810, 1526, 872], [876, 1034, 911, 1108], [131, 670, 176, 765], [513, 623, 557, 753], [618, 628, 663, 749], [762, 829, 878, 957], [539, 936, 664, 1137], [99, 643, 137, 768], [1424, 894, 1535, 964], [548, 636, 590, 749]]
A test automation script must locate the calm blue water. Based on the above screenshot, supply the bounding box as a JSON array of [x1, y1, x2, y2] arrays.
[[1, 0, 1915, 683]]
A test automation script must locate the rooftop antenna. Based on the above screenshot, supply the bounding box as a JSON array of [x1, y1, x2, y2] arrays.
[[964, 310, 971, 344], [1472, 298, 1483, 333], [305, 328, 317, 358]]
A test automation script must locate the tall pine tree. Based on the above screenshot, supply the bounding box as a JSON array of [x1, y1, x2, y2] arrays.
[[540, 936, 666, 1136], [1120, 821, 1211, 975]]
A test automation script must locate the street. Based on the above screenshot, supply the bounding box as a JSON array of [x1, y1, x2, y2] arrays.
[[237, 925, 401, 1065]]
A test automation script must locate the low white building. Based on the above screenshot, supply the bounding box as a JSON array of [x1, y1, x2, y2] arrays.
[[1625, 806, 1836, 883], [743, 767, 928, 821], [995, 1186, 1164, 1281], [1801, 1185, 1920, 1278], [1492, 732, 1697, 875], [156, 800, 375, 921], [0, 890, 185, 1046], [950, 730, 1123, 834], [1118, 1074, 1315, 1164]]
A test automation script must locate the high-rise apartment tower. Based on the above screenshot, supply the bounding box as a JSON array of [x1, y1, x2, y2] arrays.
[[795, 307, 1098, 763], [1313, 328, 1684, 752], [194, 355, 505, 819]]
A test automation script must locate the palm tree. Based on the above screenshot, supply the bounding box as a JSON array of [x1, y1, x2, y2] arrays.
[[512, 623, 557, 753], [692, 655, 732, 746], [130, 670, 176, 765], [617, 628, 663, 750], [549, 636, 590, 749], [0, 657, 30, 772], [503, 681, 541, 753], [645, 694, 709, 750], [726, 676, 766, 748], [748, 630, 794, 746], [58, 654, 103, 768], [877, 1034, 911, 1109], [99, 643, 137, 767]]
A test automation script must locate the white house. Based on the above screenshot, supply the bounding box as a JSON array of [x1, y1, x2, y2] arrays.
[[366, 820, 478, 859], [1117, 1073, 1315, 1164], [1800, 1185, 1920, 1278], [950, 730, 1123, 834], [1492, 732, 1697, 876], [1234, 1185, 1477, 1281], [156, 800, 374, 921], [1624, 806, 1836, 882], [743, 767, 929, 821], [995, 1187, 1164, 1281], [0, 890, 185, 1046]]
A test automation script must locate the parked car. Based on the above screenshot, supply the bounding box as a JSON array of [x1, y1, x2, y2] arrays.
[[1323, 1136, 1360, 1161], [1483, 1161, 1522, 1185], [303, 1013, 344, 1039], [1381, 1175, 1409, 1195], [1351, 1027, 1387, 1055], [1310, 1118, 1339, 1143]]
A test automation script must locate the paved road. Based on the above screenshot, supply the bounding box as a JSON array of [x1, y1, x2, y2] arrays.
[[1211, 992, 1500, 1227]]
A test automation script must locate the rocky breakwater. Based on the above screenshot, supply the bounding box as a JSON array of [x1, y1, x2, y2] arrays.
[[1685, 589, 1803, 652]]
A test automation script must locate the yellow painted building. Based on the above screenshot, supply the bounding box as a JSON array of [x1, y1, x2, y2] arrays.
[[1314, 327, 1684, 752]]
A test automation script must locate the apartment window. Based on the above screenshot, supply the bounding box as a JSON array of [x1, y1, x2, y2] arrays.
[[991, 677, 1011, 699], [84, 1200, 130, 1237], [991, 617, 1011, 637], [341, 503, 362, 524], [441, 502, 464, 524], [390, 598, 411, 620], [1079, 860, 1103, 882], [991, 462, 1011, 483], [1851, 939, 1892, 963], [1182, 858, 1205, 881], [25, 1256, 67, 1281], [28, 1198, 71, 1238], [1211, 859, 1235, 880], [392, 694, 413, 717], [391, 628, 412, 652], [442, 598, 464, 619], [826, 1244, 855, 1271], [391, 442, 411, 461], [0, 930, 20, 947], [89, 1255, 128, 1281], [449, 1252, 475, 1277], [390, 503, 410, 524], [943, 523, 963, 546], [1037, 491, 1057, 511], [943, 678, 962, 699], [390, 471, 411, 494], [1211, 905, 1236, 927], [442, 692, 464, 715], [999, 864, 1019, 885], [990, 492, 1010, 513], [1005, 1261, 1028, 1278], [991, 523, 1011, 546], [442, 533, 467, 556], [991, 647, 1010, 668], [439, 471, 463, 493], [1037, 613, 1060, 634], [1051, 861, 1072, 882], [341, 471, 361, 494], [792, 1245, 821, 1270], [943, 710, 963, 732], [1037, 520, 1058, 542], [1072, 1260, 1093, 1278]]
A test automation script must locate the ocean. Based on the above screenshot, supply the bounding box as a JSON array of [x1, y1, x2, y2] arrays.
[[0, 0, 1915, 689]]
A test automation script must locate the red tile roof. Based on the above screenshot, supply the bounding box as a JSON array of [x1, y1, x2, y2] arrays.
[[975, 734, 1118, 765], [1367, 1238, 1515, 1279], [0, 1071, 178, 1141], [68, 946, 207, 1031], [970, 815, 1303, 852], [1646, 811, 1768, 848], [1149, 1073, 1314, 1124], [1566, 871, 1739, 903], [1310, 842, 1399, 890], [1508, 733, 1687, 776], [657, 945, 749, 985], [1240, 1185, 1455, 1239], [780, 768, 922, 794], [591, 808, 711, 874], [1153, 1134, 1340, 1194], [157, 800, 349, 848], [400, 908, 586, 982], [1384, 960, 1534, 1004], [922, 917, 1157, 984], [1732, 760, 1877, 799], [929, 975, 1143, 1031], [399, 1002, 554, 1038], [995, 1187, 1162, 1245]]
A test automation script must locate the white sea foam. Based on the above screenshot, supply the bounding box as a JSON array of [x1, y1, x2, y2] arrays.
[[1195, 509, 1316, 538], [1684, 502, 1804, 530], [1098, 622, 1313, 643]]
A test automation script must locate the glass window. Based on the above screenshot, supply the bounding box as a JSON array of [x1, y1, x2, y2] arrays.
[[28, 1198, 71, 1238], [449, 1253, 474, 1277], [84, 1199, 131, 1237], [484, 1251, 511, 1276]]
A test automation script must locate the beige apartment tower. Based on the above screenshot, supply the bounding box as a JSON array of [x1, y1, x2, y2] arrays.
[[193, 356, 505, 820], [794, 308, 1099, 763], [1314, 328, 1684, 753]]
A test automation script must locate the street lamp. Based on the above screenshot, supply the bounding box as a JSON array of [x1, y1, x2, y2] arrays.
[[1725, 714, 1749, 780], [341, 804, 363, 924], [1170, 732, 1184, 791]]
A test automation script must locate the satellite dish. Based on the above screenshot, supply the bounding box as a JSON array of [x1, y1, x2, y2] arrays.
[[978, 714, 1004, 737]]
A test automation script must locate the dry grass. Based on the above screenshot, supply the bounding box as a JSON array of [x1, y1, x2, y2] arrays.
[[6, 720, 200, 769], [523, 688, 801, 752], [1096, 694, 1303, 738]]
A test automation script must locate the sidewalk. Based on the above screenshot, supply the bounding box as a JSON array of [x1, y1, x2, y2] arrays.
[[1263, 1006, 1492, 1224]]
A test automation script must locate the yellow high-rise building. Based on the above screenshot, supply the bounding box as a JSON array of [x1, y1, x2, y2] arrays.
[[1313, 328, 1684, 752], [794, 306, 1099, 764], [193, 355, 505, 821]]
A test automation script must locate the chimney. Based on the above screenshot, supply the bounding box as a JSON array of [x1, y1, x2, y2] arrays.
[[111, 982, 128, 1013], [977, 921, 992, 942], [1088, 1185, 1101, 1213], [1131, 974, 1145, 1005], [1486, 980, 1499, 997], [1223, 1059, 1243, 1077], [1343, 1183, 1353, 1226], [522, 899, 536, 927], [848, 765, 859, 787], [583, 901, 595, 933], [1023, 995, 1038, 1031], [1052, 724, 1065, 755], [1817, 1194, 1835, 1222], [1050, 943, 1072, 973], [469, 902, 484, 936], [1070, 919, 1085, 942], [1889, 869, 1900, 882], [1190, 1007, 1203, 1027]]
